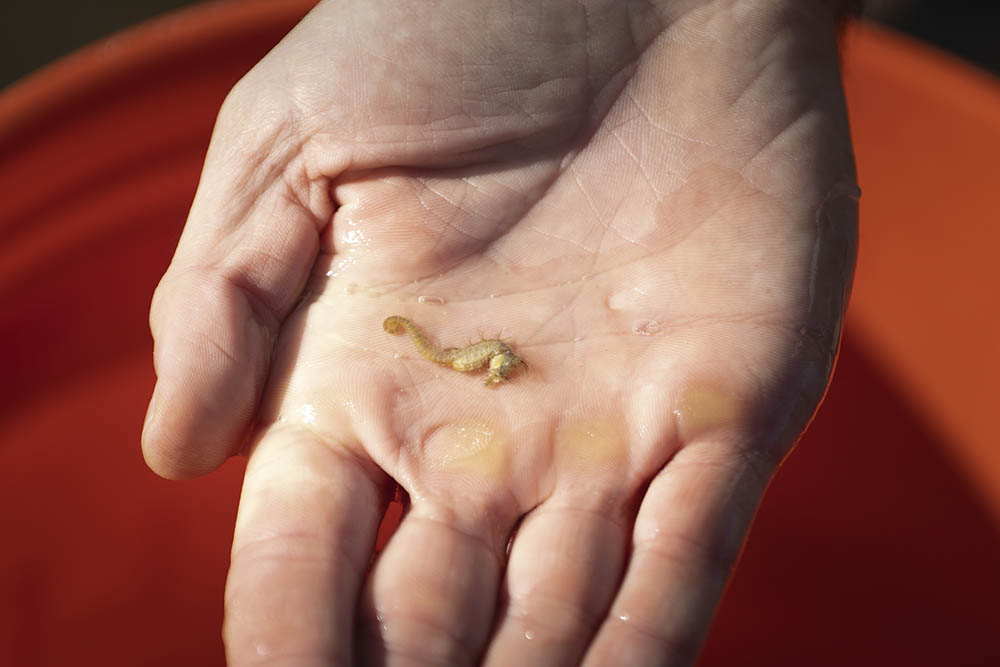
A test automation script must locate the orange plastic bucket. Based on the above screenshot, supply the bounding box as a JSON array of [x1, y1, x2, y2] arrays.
[[2, 2, 997, 664]]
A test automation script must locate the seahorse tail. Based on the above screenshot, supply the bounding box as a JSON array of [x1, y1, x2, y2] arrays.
[[383, 315, 407, 334], [384, 315, 450, 363]]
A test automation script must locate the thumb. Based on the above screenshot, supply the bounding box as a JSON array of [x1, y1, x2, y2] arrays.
[[141, 90, 336, 479]]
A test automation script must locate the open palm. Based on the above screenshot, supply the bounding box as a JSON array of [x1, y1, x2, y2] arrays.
[[142, 1, 857, 665]]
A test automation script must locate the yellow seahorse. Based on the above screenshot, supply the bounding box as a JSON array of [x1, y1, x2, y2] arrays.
[[383, 315, 526, 386]]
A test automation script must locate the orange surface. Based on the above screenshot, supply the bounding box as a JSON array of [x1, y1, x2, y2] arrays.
[[1, 3, 998, 665], [839, 24, 1000, 521]]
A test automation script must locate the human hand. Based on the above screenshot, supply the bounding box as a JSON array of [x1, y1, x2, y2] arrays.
[[142, 0, 858, 664]]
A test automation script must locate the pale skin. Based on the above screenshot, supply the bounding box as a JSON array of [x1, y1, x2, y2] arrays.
[[142, 0, 858, 665]]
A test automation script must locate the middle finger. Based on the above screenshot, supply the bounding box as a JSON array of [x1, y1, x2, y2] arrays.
[[357, 500, 513, 666], [483, 418, 634, 666]]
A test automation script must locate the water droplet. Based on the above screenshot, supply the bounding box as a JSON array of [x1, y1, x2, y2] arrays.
[[607, 291, 627, 310], [524, 630, 535, 641], [618, 612, 631, 623], [343, 229, 367, 245], [393, 352, 401, 360], [418, 295, 446, 304], [296, 403, 317, 425], [608, 285, 650, 311], [489, 293, 497, 299], [632, 319, 661, 335], [573, 336, 583, 342], [330, 255, 358, 276]]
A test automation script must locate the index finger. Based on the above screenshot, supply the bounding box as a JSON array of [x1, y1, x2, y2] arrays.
[[225, 426, 389, 665]]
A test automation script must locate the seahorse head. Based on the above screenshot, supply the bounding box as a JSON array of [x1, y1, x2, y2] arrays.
[[485, 351, 526, 386]]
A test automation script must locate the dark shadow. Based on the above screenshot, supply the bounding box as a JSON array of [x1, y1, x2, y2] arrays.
[[873, 1, 1000, 76], [699, 334, 1000, 665]]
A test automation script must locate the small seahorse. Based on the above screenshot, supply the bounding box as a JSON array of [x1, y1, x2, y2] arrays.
[[383, 315, 526, 386]]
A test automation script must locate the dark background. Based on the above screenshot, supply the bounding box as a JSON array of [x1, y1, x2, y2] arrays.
[[1, 0, 999, 91]]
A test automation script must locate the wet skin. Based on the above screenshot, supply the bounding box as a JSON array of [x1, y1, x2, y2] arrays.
[[142, 1, 858, 665]]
